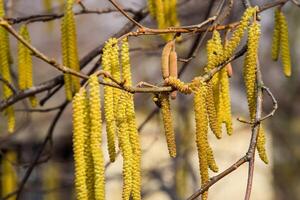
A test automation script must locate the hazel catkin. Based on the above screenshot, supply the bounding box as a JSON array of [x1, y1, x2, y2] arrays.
[[169, 50, 178, 99], [1, 151, 17, 200], [161, 40, 174, 79], [160, 93, 177, 158], [271, 9, 281, 61]]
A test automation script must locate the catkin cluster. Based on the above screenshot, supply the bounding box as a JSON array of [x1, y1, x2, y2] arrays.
[[0, 0, 15, 133], [102, 38, 142, 200], [191, 80, 219, 200], [205, 30, 232, 138], [1, 151, 17, 200], [148, 0, 180, 40], [17, 25, 37, 107], [61, 0, 81, 100], [243, 21, 268, 164], [72, 75, 106, 200], [271, 8, 292, 77]]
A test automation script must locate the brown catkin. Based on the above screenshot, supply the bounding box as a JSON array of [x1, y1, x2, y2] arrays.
[[72, 89, 88, 200], [271, 9, 281, 61], [160, 93, 177, 157], [278, 11, 292, 77], [89, 75, 105, 200], [169, 50, 178, 99], [117, 92, 133, 200], [192, 82, 209, 200], [102, 39, 117, 162], [161, 41, 174, 79]]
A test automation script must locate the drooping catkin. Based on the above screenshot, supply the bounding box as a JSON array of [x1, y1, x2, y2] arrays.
[[82, 90, 95, 200], [278, 10, 291, 77], [147, 0, 156, 18], [161, 41, 174, 79], [121, 39, 142, 200], [17, 25, 37, 107], [61, 0, 81, 100], [103, 39, 116, 162], [117, 92, 133, 200], [1, 151, 17, 200], [88, 75, 105, 200], [271, 9, 281, 61], [169, 50, 178, 100], [206, 141, 219, 173], [0, 0, 15, 133], [243, 21, 261, 120], [160, 93, 177, 157], [257, 126, 269, 164], [72, 89, 88, 200], [192, 82, 209, 200]]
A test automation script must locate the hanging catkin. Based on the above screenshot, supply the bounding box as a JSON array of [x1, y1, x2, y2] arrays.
[[0, 0, 15, 133], [61, 0, 81, 100], [121, 38, 142, 200], [82, 90, 95, 200], [103, 39, 117, 162], [160, 93, 177, 157], [72, 89, 88, 200], [161, 40, 174, 79], [1, 151, 17, 200], [17, 25, 37, 107], [192, 82, 209, 200], [257, 126, 269, 164], [278, 10, 291, 77], [169, 49, 178, 100], [271, 9, 281, 61], [117, 92, 133, 200], [88, 75, 105, 200]]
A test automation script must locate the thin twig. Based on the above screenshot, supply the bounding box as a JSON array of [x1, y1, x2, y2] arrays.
[[0, 76, 17, 94], [260, 85, 278, 121]]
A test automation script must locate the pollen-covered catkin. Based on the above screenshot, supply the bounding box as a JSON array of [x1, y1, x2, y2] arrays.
[[164, 77, 192, 94], [17, 25, 37, 107], [103, 39, 116, 162], [72, 89, 88, 200], [88, 75, 105, 200], [243, 21, 261, 120], [1, 151, 17, 200], [121, 39, 142, 200], [257, 126, 269, 164], [206, 142, 219, 173], [278, 10, 292, 77], [271, 9, 281, 61], [0, 0, 15, 133], [160, 93, 177, 157], [61, 0, 81, 100], [192, 82, 209, 200], [117, 92, 133, 200]]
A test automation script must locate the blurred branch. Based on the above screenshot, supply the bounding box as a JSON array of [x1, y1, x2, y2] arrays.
[[0, 76, 17, 94]]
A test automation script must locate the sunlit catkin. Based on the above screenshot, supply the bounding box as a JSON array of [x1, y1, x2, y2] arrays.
[[192, 82, 209, 200], [0, 0, 15, 133], [117, 92, 133, 200], [17, 25, 37, 107], [169, 50, 178, 99], [271, 9, 281, 61], [103, 39, 116, 162], [257, 126, 269, 164], [61, 0, 81, 100], [278, 10, 291, 77], [121, 39, 142, 200], [243, 21, 261, 120], [72, 89, 88, 200], [160, 93, 177, 157], [206, 142, 219, 173], [147, 0, 156, 18], [89, 75, 105, 200], [1, 151, 17, 200]]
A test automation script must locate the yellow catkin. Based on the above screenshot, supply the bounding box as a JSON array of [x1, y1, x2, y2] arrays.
[[169, 0, 180, 26], [175, 162, 188, 198], [192, 82, 209, 200], [89, 75, 105, 200], [117, 92, 133, 200], [278, 11, 291, 77], [43, 0, 52, 13], [257, 126, 269, 164], [121, 39, 142, 200], [17, 25, 37, 107], [72, 89, 88, 200], [1, 151, 17, 200], [0, 0, 15, 133], [160, 93, 177, 158], [206, 141, 219, 173], [271, 9, 281, 61], [243, 21, 261, 120], [147, 0, 156, 18], [61, 0, 81, 100], [82, 90, 95, 200], [219, 68, 233, 135], [43, 162, 60, 200], [164, 77, 192, 94], [103, 39, 116, 162]]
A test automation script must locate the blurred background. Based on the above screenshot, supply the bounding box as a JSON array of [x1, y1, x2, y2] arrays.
[[0, 0, 300, 199]]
